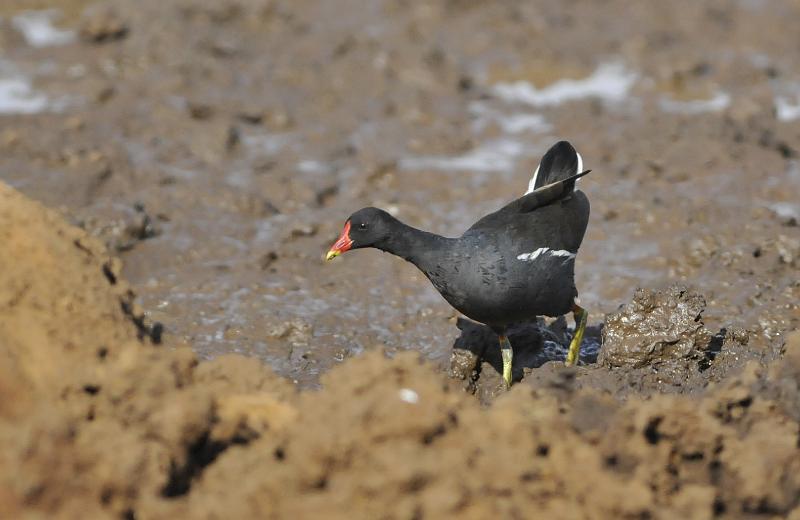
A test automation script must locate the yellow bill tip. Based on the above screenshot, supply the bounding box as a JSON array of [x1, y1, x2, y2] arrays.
[[325, 250, 340, 261]]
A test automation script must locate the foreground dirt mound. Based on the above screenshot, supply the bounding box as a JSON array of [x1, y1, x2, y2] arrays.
[[0, 182, 294, 519], [1, 181, 799, 519]]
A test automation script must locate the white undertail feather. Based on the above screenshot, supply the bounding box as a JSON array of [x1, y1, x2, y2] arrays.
[[524, 149, 584, 195], [525, 164, 540, 195]]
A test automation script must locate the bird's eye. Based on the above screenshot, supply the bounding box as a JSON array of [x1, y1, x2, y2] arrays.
[[359, 222, 368, 230]]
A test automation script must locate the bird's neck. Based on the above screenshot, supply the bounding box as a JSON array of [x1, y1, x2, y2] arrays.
[[377, 218, 453, 272]]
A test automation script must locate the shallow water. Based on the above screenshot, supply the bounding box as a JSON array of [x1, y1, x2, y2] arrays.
[[0, 61, 48, 114], [11, 10, 75, 47]]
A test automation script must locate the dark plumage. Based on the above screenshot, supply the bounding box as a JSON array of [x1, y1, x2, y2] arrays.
[[327, 141, 591, 386]]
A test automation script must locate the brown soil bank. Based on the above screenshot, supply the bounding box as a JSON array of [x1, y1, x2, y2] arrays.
[[2, 180, 800, 519]]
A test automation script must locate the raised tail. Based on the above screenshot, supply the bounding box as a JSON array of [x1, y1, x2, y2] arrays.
[[525, 141, 584, 194], [516, 168, 590, 213]]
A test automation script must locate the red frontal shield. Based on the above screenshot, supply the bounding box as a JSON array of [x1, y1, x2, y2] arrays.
[[326, 220, 353, 260]]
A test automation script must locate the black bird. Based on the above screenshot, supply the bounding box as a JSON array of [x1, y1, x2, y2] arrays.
[[326, 141, 591, 387]]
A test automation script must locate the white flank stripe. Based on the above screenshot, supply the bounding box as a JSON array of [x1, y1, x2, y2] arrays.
[[517, 248, 576, 262], [517, 247, 549, 261]]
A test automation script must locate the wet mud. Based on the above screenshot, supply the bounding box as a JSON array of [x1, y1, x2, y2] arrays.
[[1, 184, 799, 519], [1, 0, 800, 518]]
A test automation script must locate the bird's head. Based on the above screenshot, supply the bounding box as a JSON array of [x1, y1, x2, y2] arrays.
[[325, 207, 395, 260]]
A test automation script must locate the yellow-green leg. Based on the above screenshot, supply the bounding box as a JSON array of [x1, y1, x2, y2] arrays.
[[565, 304, 587, 366], [499, 334, 513, 388]]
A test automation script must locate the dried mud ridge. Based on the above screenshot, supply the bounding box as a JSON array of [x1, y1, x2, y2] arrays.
[[2, 182, 800, 519]]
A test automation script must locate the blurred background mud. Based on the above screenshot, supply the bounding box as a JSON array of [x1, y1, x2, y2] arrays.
[[1, 1, 799, 518]]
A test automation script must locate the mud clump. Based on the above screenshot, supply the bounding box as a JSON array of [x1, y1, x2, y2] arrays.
[[599, 285, 712, 368]]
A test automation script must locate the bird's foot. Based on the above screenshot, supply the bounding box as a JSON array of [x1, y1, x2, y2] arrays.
[[565, 304, 587, 366], [499, 334, 513, 388]]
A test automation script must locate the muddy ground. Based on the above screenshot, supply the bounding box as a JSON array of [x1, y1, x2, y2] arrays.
[[1, 0, 799, 518]]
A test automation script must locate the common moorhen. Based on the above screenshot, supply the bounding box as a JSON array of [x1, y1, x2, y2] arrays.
[[326, 141, 591, 387]]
